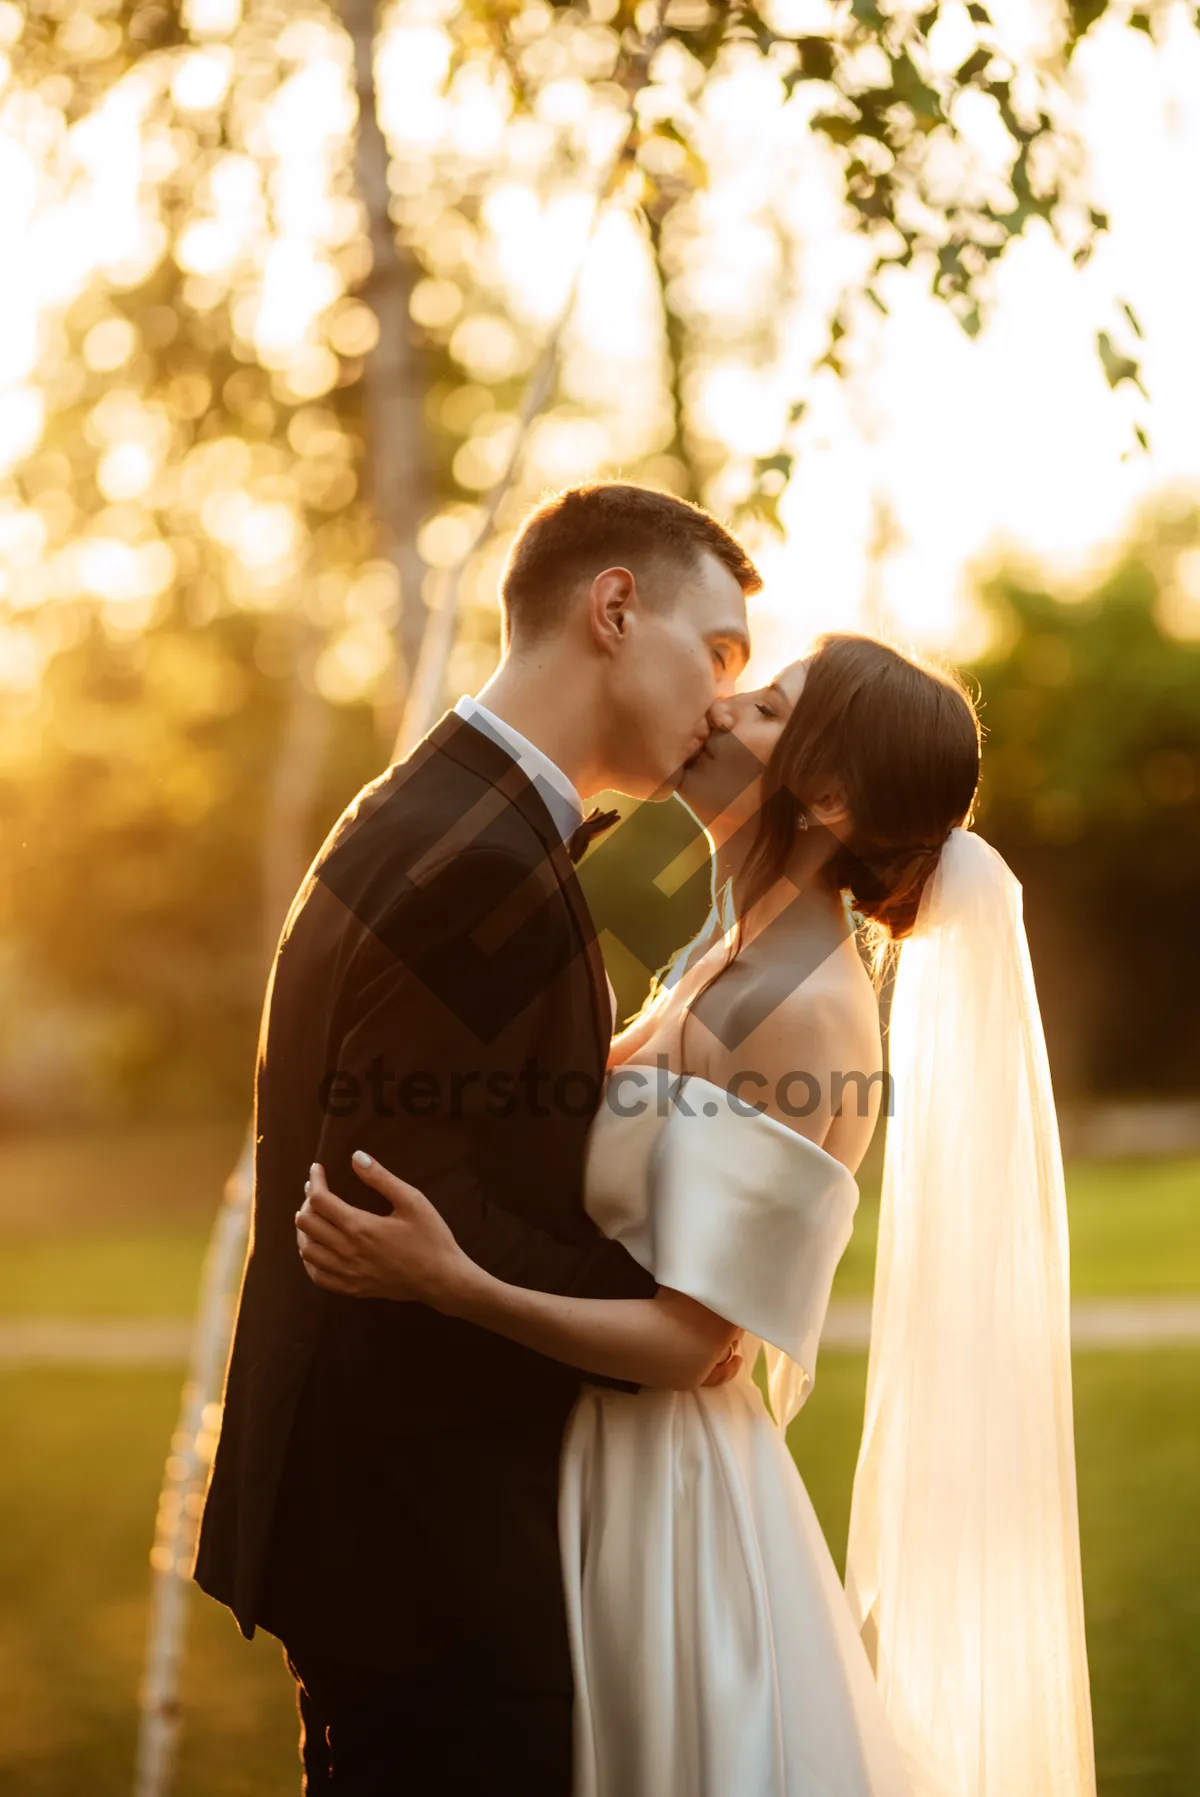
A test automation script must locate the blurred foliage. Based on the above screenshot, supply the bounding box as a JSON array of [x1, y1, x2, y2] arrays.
[[967, 510, 1200, 1094], [1, 3, 417, 720], [0, 608, 381, 1118]]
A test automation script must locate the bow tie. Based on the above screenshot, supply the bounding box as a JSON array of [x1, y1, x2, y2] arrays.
[[567, 805, 622, 865]]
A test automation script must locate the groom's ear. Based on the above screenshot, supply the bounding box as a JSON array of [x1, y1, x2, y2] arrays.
[[588, 566, 637, 650]]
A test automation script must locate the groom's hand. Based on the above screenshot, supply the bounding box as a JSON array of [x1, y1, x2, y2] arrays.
[[296, 1156, 465, 1305]]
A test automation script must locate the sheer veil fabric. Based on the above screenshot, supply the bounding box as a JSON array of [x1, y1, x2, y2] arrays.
[[845, 829, 1097, 1797]]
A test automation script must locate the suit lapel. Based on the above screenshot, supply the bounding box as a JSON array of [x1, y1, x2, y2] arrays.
[[418, 710, 612, 1065]]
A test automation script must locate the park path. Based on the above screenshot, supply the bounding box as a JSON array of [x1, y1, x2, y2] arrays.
[[1, 1300, 1199, 1366], [819, 1297, 1200, 1350]]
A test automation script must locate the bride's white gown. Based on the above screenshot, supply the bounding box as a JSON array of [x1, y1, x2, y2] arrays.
[[559, 1070, 914, 1797]]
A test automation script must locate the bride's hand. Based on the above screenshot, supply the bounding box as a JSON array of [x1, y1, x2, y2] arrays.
[[296, 1154, 473, 1309]]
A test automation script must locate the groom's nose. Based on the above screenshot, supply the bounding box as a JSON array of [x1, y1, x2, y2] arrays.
[[706, 697, 736, 733]]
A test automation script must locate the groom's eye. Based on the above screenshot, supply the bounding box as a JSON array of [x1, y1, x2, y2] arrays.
[[712, 647, 728, 670]]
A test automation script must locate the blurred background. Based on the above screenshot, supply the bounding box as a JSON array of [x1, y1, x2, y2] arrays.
[[0, 0, 1196, 1792]]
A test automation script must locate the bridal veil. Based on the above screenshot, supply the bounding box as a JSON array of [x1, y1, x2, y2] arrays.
[[845, 828, 1096, 1797]]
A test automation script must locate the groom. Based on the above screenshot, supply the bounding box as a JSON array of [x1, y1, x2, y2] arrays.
[[193, 482, 759, 1793]]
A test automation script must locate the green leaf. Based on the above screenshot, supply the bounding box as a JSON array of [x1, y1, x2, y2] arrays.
[[1064, 0, 1110, 38], [891, 51, 943, 123], [850, 0, 886, 27], [1097, 329, 1141, 392]]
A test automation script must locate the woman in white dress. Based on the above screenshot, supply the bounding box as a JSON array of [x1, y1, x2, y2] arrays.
[[302, 635, 1096, 1797]]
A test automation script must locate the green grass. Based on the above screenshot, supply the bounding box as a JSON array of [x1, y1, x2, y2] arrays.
[[1061, 1158, 1200, 1295], [0, 1229, 213, 1318], [831, 1153, 1200, 1302], [0, 1355, 1195, 1795], [0, 1369, 297, 1797], [1, 1155, 1194, 1319]]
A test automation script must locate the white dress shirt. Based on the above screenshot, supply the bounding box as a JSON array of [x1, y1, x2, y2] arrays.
[[453, 694, 585, 845]]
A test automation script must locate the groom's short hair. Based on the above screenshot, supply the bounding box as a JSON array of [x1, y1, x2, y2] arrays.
[[501, 482, 761, 641]]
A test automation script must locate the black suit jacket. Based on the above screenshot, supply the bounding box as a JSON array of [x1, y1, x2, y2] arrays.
[[193, 710, 655, 1689]]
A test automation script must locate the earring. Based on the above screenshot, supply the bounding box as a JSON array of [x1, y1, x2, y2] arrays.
[[797, 809, 809, 832]]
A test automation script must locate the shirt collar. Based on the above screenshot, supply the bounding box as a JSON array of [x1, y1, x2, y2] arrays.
[[453, 694, 585, 846]]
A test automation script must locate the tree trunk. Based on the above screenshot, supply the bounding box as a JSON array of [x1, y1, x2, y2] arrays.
[[645, 202, 700, 500], [342, 0, 434, 749]]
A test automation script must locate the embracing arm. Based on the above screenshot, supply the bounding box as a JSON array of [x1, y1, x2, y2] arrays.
[[298, 1157, 740, 1390], [450, 1267, 735, 1388]]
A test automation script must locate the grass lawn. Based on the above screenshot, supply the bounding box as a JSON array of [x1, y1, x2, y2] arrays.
[[832, 1152, 1200, 1301], [0, 1354, 1195, 1796], [0, 1229, 214, 1318], [0, 1369, 297, 1797]]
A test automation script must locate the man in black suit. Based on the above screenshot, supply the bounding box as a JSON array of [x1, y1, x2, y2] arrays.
[[193, 482, 758, 1793]]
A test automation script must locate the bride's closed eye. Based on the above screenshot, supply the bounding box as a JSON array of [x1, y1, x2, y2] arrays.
[[755, 702, 777, 719]]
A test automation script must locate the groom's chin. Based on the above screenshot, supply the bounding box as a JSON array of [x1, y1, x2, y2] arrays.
[[635, 763, 694, 804]]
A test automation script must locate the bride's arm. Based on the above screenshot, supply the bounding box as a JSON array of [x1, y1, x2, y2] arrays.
[[297, 1158, 739, 1390]]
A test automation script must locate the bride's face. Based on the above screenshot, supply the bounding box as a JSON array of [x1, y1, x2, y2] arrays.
[[678, 658, 809, 831]]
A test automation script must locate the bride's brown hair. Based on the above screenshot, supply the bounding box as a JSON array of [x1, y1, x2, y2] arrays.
[[736, 632, 981, 952]]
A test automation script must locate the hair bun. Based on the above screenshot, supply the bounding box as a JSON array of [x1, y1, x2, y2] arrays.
[[842, 838, 946, 941]]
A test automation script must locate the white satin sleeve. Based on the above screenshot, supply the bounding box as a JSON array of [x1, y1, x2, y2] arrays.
[[585, 1074, 859, 1425]]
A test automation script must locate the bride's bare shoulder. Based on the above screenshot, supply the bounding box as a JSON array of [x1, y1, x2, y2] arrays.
[[689, 941, 883, 1146]]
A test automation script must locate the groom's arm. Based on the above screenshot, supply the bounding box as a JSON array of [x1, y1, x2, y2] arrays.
[[314, 844, 656, 1310]]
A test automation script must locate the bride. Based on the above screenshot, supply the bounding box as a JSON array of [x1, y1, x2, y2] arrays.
[[299, 633, 1096, 1797]]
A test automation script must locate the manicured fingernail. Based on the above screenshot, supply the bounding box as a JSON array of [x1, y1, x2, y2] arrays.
[[309, 1163, 319, 1177], [352, 1149, 372, 1169], [304, 1180, 310, 1194]]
